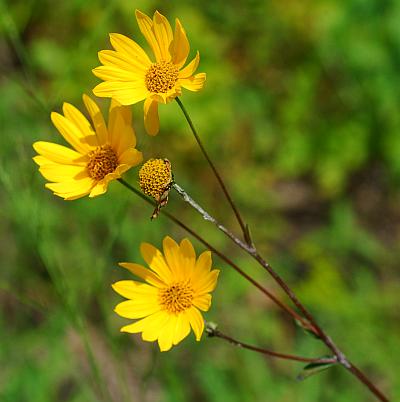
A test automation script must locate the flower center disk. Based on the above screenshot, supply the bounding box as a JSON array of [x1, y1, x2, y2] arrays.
[[159, 281, 194, 314], [139, 158, 172, 200], [145, 61, 179, 93], [87, 145, 118, 180]]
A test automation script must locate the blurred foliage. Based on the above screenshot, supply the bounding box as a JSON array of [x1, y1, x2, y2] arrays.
[[1, 0, 399, 401]]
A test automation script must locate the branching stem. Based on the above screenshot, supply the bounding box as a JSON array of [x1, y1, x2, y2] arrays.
[[171, 181, 389, 402], [206, 324, 337, 364]]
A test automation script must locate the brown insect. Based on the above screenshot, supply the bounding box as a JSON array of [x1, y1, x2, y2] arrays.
[[151, 159, 173, 220]]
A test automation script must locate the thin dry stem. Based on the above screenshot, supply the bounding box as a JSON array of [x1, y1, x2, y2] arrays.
[[171, 181, 388, 402], [206, 324, 337, 364]]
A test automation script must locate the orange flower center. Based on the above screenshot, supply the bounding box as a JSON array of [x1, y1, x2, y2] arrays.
[[145, 61, 179, 93], [87, 145, 118, 180], [159, 281, 194, 314]]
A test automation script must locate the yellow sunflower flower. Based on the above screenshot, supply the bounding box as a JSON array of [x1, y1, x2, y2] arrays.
[[33, 95, 143, 200], [112, 236, 219, 351], [92, 9, 206, 136]]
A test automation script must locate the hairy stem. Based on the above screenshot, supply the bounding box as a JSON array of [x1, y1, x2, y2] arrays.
[[175, 97, 251, 244]]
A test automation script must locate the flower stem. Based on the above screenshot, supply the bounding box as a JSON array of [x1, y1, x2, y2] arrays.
[[171, 181, 389, 402], [206, 324, 337, 364], [175, 97, 251, 245]]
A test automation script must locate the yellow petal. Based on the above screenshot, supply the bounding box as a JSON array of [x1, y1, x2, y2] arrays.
[[108, 101, 135, 151], [178, 72, 206, 92], [108, 99, 132, 132], [143, 97, 159, 135], [121, 311, 168, 335], [192, 251, 219, 294], [93, 81, 149, 105], [50, 112, 93, 155], [150, 86, 181, 104], [163, 236, 184, 280], [172, 18, 190, 68], [172, 313, 191, 346], [109, 32, 151, 68], [141, 311, 171, 341], [194, 269, 220, 295], [157, 315, 176, 351], [135, 10, 162, 62], [45, 176, 94, 200], [50, 112, 94, 154], [45, 176, 94, 193], [113, 164, 131, 177], [33, 141, 85, 165], [192, 251, 212, 283], [179, 238, 196, 275], [98, 49, 146, 73], [115, 299, 160, 319], [140, 242, 171, 283], [178, 51, 200, 79], [62, 102, 96, 141], [92, 65, 141, 81], [153, 11, 173, 61], [82, 94, 109, 145], [118, 148, 143, 166], [192, 294, 211, 312], [88, 179, 110, 198], [39, 164, 88, 182], [119, 262, 165, 287], [33, 155, 51, 166], [63, 193, 90, 201], [112, 280, 158, 299], [185, 307, 204, 341]]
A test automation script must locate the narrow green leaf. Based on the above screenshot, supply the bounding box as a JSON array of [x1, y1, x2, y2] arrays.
[[294, 318, 321, 339], [244, 223, 253, 247], [297, 358, 337, 381]]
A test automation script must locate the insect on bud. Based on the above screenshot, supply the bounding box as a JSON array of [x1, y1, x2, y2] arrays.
[[139, 158, 173, 219]]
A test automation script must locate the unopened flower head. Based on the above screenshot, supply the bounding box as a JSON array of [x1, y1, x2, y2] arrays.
[[33, 95, 143, 199], [139, 158, 173, 201], [112, 236, 219, 351], [92, 9, 206, 135]]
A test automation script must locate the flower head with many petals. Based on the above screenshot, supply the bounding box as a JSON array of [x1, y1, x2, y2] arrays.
[[92, 9, 206, 135], [112, 236, 219, 351], [33, 95, 143, 200]]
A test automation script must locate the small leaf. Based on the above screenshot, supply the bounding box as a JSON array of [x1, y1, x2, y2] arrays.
[[294, 318, 320, 339], [244, 223, 253, 246], [297, 358, 337, 381], [205, 321, 218, 337]]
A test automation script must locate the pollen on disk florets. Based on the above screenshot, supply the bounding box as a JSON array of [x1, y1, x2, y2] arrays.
[[159, 281, 194, 314], [87, 145, 118, 180], [139, 158, 173, 200], [145, 61, 179, 93]]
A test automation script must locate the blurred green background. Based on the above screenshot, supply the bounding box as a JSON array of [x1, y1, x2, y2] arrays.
[[1, 0, 399, 401]]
